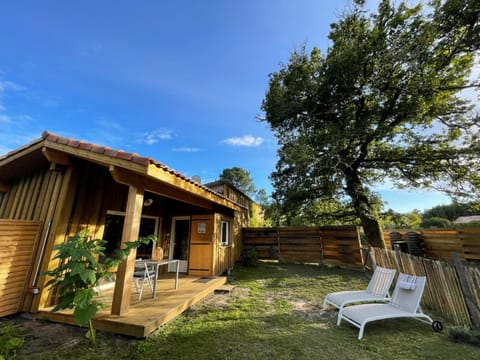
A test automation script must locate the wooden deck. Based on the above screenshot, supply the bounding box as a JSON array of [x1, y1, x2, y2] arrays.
[[36, 274, 226, 338]]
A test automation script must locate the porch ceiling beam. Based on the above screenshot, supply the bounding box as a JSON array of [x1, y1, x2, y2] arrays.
[[110, 165, 215, 210], [42, 147, 71, 166], [111, 183, 144, 315]]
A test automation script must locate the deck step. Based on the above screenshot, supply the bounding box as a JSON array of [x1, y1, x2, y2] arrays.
[[214, 284, 236, 295]]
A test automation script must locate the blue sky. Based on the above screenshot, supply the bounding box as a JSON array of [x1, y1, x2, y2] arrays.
[[0, 0, 453, 213]]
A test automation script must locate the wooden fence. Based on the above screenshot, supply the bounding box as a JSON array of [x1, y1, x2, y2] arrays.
[[383, 228, 480, 262], [242, 226, 362, 267], [369, 247, 480, 329]]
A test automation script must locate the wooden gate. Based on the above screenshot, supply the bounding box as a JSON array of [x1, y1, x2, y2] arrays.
[[0, 220, 41, 317]]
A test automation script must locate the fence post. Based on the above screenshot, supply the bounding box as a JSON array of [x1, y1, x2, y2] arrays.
[[276, 226, 281, 261], [452, 252, 480, 330], [319, 227, 324, 265], [394, 249, 404, 274]]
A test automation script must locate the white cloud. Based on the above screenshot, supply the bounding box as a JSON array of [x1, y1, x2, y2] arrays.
[[172, 146, 201, 152], [0, 114, 11, 123], [140, 129, 173, 145], [222, 135, 264, 147], [0, 80, 25, 93]]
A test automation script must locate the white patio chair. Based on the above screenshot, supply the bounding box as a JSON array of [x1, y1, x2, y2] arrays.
[[133, 261, 156, 301], [338, 273, 443, 340], [323, 266, 396, 313]]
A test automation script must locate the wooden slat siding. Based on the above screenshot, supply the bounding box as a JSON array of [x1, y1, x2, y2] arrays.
[[32, 169, 50, 220], [0, 220, 41, 317], [1, 180, 15, 218], [24, 172, 40, 220], [19, 175, 33, 219], [26, 169, 42, 220], [85, 165, 107, 239], [69, 163, 92, 235], [214, 213, 237, 276], [33, 166, 77, 312], [0, 192, 5, 216], [31, 168, 67, 310], [370, 247, 475, 328], [242, 226, 362, 266], [12, 176, 26, 219]]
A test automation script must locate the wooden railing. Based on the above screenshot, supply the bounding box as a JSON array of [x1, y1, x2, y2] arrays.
[[242, 226, 362, 267], [369, 247, 480, 329]]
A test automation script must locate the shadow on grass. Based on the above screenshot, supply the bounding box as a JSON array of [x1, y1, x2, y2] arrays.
[[33, 261, 479, 360], [133, 261, 478, 360]]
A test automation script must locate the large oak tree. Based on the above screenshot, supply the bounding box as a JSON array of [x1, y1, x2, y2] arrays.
[[261, 0, 480, 247]]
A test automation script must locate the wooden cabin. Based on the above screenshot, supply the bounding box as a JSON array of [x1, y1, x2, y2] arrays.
[[0, 131, 252, 318]]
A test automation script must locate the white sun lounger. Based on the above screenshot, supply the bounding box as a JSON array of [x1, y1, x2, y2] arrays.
[[323, 266, 396, 312], [338, 273, 442, 340]]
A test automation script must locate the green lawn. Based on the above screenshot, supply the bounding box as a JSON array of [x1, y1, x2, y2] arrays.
[[20, 261, 480, 359]]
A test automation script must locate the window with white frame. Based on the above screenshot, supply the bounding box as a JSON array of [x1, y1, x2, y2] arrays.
[[220, 220, 230, 246]]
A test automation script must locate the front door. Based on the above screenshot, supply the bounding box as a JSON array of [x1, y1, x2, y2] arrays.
[[169, 216, 190, 272]]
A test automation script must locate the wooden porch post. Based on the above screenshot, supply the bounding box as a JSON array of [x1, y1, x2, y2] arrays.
[[111, 184, 144, 315]]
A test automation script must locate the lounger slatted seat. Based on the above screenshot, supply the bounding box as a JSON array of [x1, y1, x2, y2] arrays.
[[338, 273, 442, 340], [323, 266, 396, 312]]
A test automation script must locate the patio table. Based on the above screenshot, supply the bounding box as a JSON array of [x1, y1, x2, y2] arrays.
[[137, 259, 179, 299]]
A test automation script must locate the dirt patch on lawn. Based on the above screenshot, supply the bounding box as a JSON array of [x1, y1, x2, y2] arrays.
[[191, 286, 251, 310], [3, 287, 250, 358], [2, 313, 137, 359], [290, 299, 337, 322]]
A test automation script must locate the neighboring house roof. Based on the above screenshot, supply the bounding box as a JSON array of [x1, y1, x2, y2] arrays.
[[454, 216, 480, 224], [0, 131, 244, 210], [204, 179, 255, 202]]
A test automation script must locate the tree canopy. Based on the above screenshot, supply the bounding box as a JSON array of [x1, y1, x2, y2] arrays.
[[261, 0, 480, 247], [219, 167, 257, 197], [422, 201, 480, 221]]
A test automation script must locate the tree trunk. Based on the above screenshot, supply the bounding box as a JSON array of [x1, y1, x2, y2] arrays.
[[344, 169, 386, 248], [358, 214, 386, 248]]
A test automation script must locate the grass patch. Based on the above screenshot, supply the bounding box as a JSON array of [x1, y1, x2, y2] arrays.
[[0, 321, 24, 359], [16, 261, 480, 359]]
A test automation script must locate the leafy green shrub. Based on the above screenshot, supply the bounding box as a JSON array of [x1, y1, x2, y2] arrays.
[[420, 217, 452, 228], [240, 247, 259, 267], [0, 321, 24, 359], [44, 230, 156, 343]]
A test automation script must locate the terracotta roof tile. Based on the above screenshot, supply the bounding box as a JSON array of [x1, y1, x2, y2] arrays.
[[78, 142, 91, 150], [12, 131, 242, 206], [90, 144, 105, 154], [131, 155, 150, 166], [57, 137, 69, 145], [116, 151, 132, 160], [104, 148, 119, 157], [67, 139, 80, 147]]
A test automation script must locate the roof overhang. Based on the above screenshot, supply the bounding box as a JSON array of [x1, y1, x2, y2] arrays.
[[0, 133, 242, 212]]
